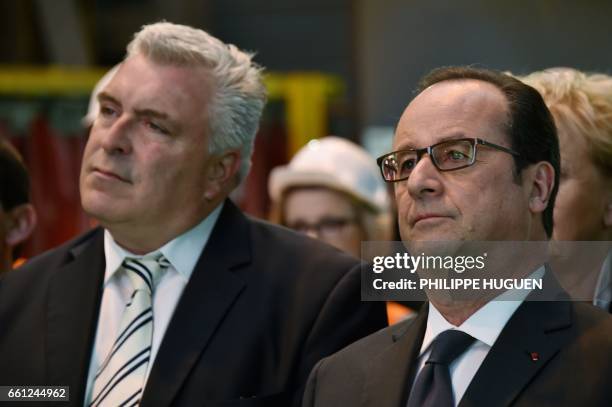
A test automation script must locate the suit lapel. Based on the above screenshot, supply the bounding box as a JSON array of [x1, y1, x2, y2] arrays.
[[142, 201, 250, 407], [362, 304, 429, 407], [46, 229, 106, 405], [459, 273, 573, 407]]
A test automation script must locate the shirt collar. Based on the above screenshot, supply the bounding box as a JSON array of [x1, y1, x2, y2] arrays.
[[420, 265, 545, 355], [103, 203, 224, 285], [593, 251, 612, 309]]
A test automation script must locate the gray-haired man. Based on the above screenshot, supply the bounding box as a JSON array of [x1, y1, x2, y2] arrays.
[[0, 22, 386, 406]]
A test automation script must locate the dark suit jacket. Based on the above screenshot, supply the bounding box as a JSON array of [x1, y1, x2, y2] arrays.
[[0, 200, 386, 406], [303, 274, 612, 407]]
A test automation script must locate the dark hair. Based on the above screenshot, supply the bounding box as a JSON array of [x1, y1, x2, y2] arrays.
[[416, 66, 560, 237], [0, 139, 30, 211]]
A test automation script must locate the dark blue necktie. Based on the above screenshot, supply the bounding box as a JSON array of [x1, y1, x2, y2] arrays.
[[406, 330, 476, 407]]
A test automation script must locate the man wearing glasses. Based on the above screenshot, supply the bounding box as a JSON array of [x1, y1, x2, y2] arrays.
[[303, 66, 612, 406]]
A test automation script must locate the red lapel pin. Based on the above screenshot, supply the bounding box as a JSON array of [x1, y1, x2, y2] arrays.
[[529, 351, 539, 361]]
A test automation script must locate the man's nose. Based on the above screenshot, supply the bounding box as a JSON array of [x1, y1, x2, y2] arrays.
[[97, 117, 133, 155], [406, 155, 443, 198]]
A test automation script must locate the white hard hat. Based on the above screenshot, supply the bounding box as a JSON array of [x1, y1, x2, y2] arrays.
[[268, 136, 389, 213], [82, 65, 120, 127]]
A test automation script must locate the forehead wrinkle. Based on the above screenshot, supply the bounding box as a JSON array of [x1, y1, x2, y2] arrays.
[[110, 54, 209, 117], [395, 80, 511, 150]]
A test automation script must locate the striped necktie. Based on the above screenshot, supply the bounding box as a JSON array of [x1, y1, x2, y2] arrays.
[[90, 253, 170, 407]]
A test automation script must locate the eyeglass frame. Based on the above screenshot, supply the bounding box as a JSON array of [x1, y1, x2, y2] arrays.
[[376, 137, 520, 183]]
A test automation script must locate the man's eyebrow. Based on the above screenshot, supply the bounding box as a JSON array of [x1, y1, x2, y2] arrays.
[[96, 93, 178, 128], [436, 133, 468, 143], [134, 108, 169, 120], [97, 92, 169, 120], [97, 91, 120, 105], [394, 132, 467, 150]]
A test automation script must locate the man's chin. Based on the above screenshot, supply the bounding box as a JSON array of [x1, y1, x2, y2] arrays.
[[402, 228, 465, 255], [82, 199, 131, 227], [403, 227, 462, 243]]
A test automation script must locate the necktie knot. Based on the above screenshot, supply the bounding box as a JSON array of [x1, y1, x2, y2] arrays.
[[407, 329, 475, 407], [426, 329, 475, 366], [122, 253, 169, 294]]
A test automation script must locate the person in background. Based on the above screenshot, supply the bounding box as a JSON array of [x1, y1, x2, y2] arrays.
[[269, 136, 415, 323], [0, 22, 386, 406], [269, 136, 392, 256], [0, 138, 37, 274], [520, 68, 612, 312]]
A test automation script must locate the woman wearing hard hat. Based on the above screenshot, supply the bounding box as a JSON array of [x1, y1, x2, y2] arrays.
[[268, 136, 413, 324]]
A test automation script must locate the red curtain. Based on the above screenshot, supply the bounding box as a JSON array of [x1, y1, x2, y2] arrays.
[[13, 116, 91, 258]]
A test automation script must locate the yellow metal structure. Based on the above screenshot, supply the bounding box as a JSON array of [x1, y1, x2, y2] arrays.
[[266, 72, 344, 155]]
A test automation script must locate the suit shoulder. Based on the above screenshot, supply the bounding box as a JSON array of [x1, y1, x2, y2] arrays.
[[1, 228, 102, 288], [319, 315, 418, 368]]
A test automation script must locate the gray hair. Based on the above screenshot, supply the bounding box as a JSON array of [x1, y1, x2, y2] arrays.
[[126, 22, 267, 181]]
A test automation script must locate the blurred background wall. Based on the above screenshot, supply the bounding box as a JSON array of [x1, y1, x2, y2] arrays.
[[1, 0, 611, 257], [357, 0, 612, 129]]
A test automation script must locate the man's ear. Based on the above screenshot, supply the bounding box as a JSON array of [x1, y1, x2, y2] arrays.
[[5, 203, 37, 247], [204, 150, 241, 201], [526, 161, 555, 214]]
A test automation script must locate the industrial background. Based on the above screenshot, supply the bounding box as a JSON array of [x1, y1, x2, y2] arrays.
[[1, 0, 611, 257]]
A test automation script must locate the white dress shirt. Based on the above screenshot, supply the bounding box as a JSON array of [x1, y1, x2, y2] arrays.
[[413, 266, 545, 406], [84, 203, 223, 405]]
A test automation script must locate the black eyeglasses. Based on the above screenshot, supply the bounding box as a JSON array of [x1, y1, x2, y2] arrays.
[[376, 138, 519, 182]]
